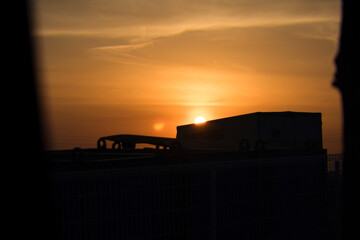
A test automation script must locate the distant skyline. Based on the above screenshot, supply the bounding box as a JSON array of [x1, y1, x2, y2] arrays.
[[33, 0, 342, 153]]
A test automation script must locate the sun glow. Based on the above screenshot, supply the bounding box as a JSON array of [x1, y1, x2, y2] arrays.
[[194, 116, 206, 124], [153, 122, 164, 131]]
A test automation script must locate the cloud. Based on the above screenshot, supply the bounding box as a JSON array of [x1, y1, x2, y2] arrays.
[[84, 19, 339, 75], [87, 41, 166, 66], [89, 42, 152, 53], [34, 0, 340, 41]]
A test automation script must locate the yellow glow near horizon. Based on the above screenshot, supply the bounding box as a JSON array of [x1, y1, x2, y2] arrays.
[[194, 116, 206, 124], [153, 122, 165, 131]]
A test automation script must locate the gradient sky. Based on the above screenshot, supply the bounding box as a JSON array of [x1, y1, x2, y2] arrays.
[[33, 0, 342, 153]]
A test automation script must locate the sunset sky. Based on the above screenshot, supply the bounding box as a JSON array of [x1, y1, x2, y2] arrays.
[[33, 0, 342, 153]]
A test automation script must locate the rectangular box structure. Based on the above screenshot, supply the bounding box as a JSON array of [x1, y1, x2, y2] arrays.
[[176, 112, 323, 151]]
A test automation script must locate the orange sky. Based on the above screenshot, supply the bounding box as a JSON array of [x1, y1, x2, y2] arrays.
[[33, 0, 343, 153]]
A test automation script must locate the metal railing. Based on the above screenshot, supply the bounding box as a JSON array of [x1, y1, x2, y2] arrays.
[[327, 153, 343, 175]]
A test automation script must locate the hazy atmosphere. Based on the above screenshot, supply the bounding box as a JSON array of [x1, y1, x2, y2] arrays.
[[33, 0, 342, 153]]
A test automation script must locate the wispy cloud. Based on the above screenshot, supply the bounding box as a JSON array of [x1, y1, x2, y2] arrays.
[[34, 0, 341, 71], [34, 0, 340, 40], [89, 42, 152, 53], [87, 41, 166, 66]]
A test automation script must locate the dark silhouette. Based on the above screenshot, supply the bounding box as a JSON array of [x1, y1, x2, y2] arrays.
[[97, 134, 177, 150], [334, 0, 359, 239], [334, 1, 360, 172], [176, 112, 323, 151], [6, 1, 53, 240]]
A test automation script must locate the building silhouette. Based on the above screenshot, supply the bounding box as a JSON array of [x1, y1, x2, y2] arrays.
[[49, 148, 327, 240]]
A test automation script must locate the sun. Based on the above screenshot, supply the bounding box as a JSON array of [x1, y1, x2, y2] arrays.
[[194, 116, 206, 124]]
